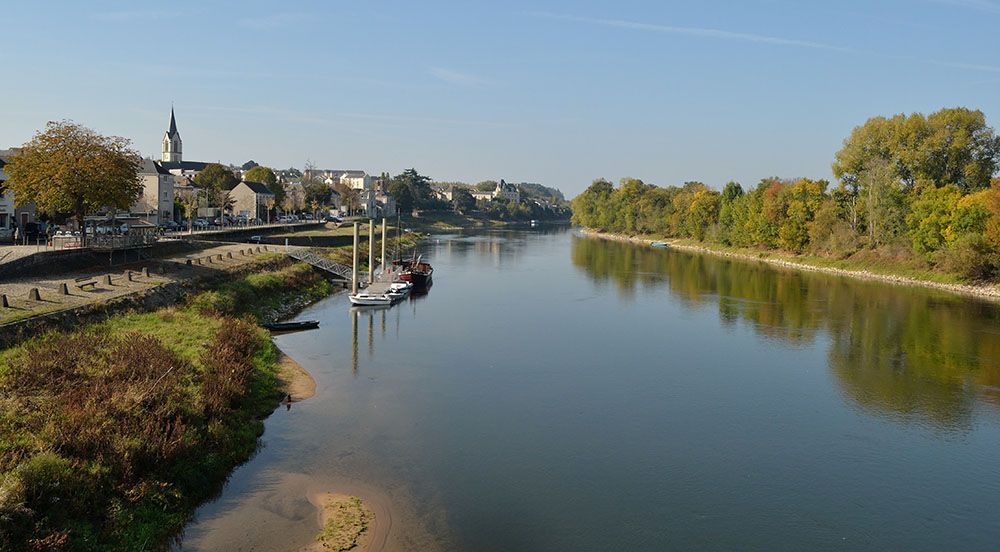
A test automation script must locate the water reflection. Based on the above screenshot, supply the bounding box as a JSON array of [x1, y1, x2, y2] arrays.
[[570, 235, 1000, 430]]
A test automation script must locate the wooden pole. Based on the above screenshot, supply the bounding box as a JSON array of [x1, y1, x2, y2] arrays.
[[368, 220, 375, 284], [381, 218, 387, 272], [352, 222, 360, 294]]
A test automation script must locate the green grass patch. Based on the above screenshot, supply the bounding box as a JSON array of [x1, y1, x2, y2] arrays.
[[0, 262, 336, 550]]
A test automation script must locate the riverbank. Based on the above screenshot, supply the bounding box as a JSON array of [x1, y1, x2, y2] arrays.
[[0, 260, 339, 550], [581, 228, 1000, 301]]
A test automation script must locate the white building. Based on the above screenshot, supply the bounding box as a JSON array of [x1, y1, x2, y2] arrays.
[[340, 172, 372, 191], [131, 159, 174, 225], [0, 150, 36, 232]]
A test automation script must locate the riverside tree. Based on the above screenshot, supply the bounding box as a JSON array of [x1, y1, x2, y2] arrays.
[[3, 121, 143, 239], [570, 107, 1000, 281]]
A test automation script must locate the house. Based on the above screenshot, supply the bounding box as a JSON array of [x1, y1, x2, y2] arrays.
[[493, 179, 520, 202], [231, 181, 275, 221], [471, 189, 494, 201], [0, 149, 36, 232], [308, 169, 371, 191], [433, 186, 457, 202], [131, 159, 174, 225]]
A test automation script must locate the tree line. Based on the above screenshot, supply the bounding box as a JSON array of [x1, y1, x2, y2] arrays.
[[572, 107, 1000, 280]]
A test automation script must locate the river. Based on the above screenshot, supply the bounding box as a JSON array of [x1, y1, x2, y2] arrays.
[[179, 226, 1000, 551]]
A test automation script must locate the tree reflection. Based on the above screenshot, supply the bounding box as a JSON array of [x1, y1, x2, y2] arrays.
[[570, 235, 1000, 430]]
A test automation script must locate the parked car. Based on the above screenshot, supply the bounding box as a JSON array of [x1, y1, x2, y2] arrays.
[[194, 218, 209, 229]]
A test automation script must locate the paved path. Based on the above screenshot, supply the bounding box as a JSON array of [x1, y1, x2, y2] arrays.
[[0, 243, 277, 324]]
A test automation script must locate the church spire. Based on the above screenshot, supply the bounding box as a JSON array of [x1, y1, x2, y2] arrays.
[[168, 107, 178, 137], [162, 106, 183, 163]]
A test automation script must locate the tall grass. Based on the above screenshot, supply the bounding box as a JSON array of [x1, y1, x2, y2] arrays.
[[0, 262, 331, 550]]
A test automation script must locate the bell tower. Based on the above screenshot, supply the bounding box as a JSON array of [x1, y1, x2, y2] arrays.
[[161, 107, 183, 163]]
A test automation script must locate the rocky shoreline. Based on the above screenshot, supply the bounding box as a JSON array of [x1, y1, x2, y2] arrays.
[[580, 228, 1000, 302]]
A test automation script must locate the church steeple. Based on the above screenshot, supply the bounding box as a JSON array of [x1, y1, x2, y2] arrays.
[[162, 107, 183, 163]]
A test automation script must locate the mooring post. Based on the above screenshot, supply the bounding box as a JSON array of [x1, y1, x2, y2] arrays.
[[352, 222, 360, 294], [381, 218, 387, 274], [126, 270, 133, 282], [368, 220, 375, 285], [142, 267, 149, 277], [28, 288, 41, 301], [59, 283, 69, 295], [1, 294, 8, 308], [104, 274, 113, 285]]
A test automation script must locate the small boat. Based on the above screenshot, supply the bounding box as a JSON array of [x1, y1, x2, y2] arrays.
[[263, 320, 320, 332], [650, 241, 670, 248], [349, 292, 393, 306], [389, 281, 413, 295]]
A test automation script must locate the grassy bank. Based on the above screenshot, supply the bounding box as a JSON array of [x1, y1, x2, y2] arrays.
[[0, 262, 334, 550], [582, 229, 1000, 300]]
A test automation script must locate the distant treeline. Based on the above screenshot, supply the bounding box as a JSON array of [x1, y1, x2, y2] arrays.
[[572, 107, 1000, 280]]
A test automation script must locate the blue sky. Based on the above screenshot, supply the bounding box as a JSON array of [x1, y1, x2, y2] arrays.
[[2, 0, 999, 196]]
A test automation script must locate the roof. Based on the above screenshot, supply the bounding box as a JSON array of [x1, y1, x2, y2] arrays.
[[158, 160, 210, 172], [167, 108, 179, 138], [238, 181, 274, 195], [138, 159, 172, 175]]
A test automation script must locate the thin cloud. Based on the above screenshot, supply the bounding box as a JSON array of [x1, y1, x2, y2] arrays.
[[929, 59, 1000, 73], [528, 11, 854, 53], [428, 67, 492, 87], [237, 13, 310, 29], [929, 0, 1000, 14], [92, 10, 181, 22]]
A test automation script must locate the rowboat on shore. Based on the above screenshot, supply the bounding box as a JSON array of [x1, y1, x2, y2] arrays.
[[650, 241, 670, 248], [263, 320, 320, 332]]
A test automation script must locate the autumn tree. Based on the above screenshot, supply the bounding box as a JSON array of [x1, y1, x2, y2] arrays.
[[3, 120, 143, 239], [244, 165, 284, 206], [192, 163, 236, 217]]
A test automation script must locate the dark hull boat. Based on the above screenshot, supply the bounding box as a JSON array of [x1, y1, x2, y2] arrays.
[[263, 320, 320, 332], [394, 255, 433, 289]]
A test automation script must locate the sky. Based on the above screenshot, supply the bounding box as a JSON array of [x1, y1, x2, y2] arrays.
[[1, 0, 999, 197]]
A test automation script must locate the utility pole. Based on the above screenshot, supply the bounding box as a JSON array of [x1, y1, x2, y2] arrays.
[[352, 222, 359, 294], [368, 219, 375, 285]]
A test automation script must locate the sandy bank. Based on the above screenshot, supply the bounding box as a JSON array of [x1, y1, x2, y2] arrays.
[[305, 493, 385, 552], [276, 349, 317, 402], [580, 228, 1000, 302]]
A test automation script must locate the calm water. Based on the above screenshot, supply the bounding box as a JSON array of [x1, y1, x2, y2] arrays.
[[181, 227, 1000, 551]]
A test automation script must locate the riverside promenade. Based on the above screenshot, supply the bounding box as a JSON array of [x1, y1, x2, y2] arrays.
[[0, 242, 278, 326]]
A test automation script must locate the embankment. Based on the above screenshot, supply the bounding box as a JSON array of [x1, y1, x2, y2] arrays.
[[0, 259, 337, 550], [581, 228, 1000, 301]]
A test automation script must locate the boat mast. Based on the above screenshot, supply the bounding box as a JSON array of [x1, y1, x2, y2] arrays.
[[352, 222, 359, 294]]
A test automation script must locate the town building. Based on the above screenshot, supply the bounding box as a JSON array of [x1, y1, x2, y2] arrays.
[[493, 179, 520, 202], [471, 189, 494, 201], [0, 149, 36, 233], [131, 159, 174, 225], [230, 181, 275, 221]]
